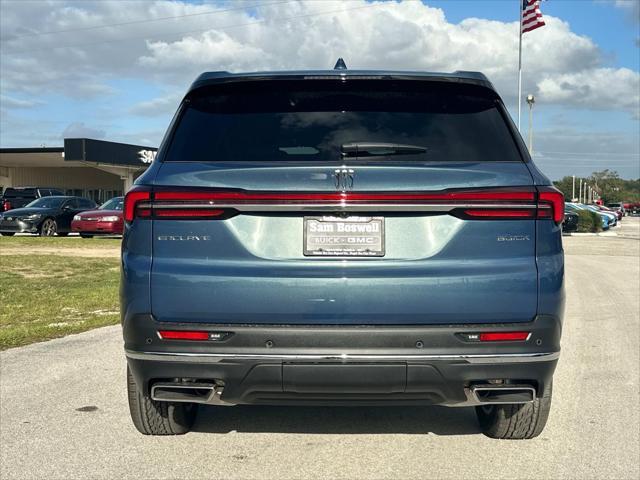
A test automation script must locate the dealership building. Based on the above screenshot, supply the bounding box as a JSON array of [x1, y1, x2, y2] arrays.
[[0, 138, 156, 203]]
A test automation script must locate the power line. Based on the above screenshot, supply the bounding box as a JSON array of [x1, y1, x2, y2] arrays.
[[5, 1, 292, 39], [3, 2, 384, 55]]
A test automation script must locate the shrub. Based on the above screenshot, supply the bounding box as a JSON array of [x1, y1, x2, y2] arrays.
[[575, 209, 602, 233]]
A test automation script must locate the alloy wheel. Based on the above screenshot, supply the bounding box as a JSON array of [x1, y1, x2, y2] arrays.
[[40, 219, 56, 236]]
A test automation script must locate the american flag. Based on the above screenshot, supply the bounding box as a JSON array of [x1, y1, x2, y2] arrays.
[[522, 0, 546, 34]]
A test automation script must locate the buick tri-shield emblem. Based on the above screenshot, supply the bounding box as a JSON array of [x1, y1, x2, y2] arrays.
[[334, 168, 354, 192]]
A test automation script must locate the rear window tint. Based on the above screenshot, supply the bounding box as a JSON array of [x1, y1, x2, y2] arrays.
[[164, 81, 521, 163], [3, 188, 36, 198]]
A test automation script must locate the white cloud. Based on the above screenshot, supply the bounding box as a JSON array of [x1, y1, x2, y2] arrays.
[[538, 67, 640, 117], [134, 2, 638, 116], [1, 0, 637, 114], [61, 122, 106, 139], [129, 92, 183, 117], [0, 95, 43, 109]]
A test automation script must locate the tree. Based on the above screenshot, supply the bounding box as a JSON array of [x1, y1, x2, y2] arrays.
[[553, 170, 640, 204]]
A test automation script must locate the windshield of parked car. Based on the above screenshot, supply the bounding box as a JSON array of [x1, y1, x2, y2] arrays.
[[25, 197, 66, 209], [164, 81, 522, 163], [99, 197, 124, 211]]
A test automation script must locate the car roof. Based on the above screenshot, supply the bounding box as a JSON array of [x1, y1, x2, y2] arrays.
[[188, 68, 495, 95], [4, 186, 61, 190], [41, 196, 87, 200]]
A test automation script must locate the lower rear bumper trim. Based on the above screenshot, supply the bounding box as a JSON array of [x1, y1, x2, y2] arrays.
[[125, 350, 560, 364]]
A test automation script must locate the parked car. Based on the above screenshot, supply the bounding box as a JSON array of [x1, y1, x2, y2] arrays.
[[0, 196, 96, 236], [562, 210, 579, 232], [597, 205, 622, 221], [122, 66, 564, 439], [583, 204, 616, 227], [1, 187, 64, 212], [566, 203, 609, 230], [627, 202, 640, 215], [71, 196, 124, 238], [605, 203, 625, 217]]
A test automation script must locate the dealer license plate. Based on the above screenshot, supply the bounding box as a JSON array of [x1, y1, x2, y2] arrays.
[[303, 216, 385, 257]]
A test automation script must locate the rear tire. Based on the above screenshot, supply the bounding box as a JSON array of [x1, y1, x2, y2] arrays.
[[126, 366, 197, 435], [1, 232, 15, 236], [476, 381, 552, 439]]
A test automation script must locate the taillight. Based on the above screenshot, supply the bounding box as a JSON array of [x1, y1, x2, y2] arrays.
[[122, 186, 564, 222], [463, 209, 536, 219], [537, 186, 564, 223], [123, 186, 151, 222], [3, 200, 11, 211]]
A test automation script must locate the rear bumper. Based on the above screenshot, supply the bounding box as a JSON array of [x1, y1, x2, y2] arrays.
[[124, 314, 561, 406]]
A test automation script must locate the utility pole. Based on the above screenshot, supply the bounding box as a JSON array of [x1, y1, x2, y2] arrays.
[[572, 175, 576, 201], [586, 184, 590, 204], [579, 178, 583, 203]]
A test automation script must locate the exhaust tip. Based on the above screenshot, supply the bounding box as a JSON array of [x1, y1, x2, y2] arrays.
[[151, 382, 217, 404], [471, 384, 536, 404]]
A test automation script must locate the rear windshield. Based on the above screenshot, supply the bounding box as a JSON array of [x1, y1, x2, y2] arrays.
[[3, 188, 36, 198], [164, 81, 522, 163], [99, 197, 124, 211]]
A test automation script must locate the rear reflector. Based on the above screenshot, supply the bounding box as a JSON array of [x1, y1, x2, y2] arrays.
[[479, 332, 530, 342], [158, 330, 210, 341]]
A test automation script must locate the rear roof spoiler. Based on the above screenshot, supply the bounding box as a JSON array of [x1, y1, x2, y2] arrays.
[[187, 69, 494, 95]]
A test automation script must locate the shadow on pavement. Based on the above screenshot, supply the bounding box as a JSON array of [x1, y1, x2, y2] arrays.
[[193, 405, 481, 436]]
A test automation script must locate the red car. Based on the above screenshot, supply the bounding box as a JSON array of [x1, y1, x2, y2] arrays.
[[71, 196, 124, 237], [597, 204, 622, 221]]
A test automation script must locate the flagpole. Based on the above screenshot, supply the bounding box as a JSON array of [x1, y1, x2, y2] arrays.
[[518, 0, 523, 131]]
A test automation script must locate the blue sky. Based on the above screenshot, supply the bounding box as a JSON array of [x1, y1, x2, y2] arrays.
[[1, 0, 639, 179]]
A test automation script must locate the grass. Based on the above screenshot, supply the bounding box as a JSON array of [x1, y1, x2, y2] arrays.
[[0, 235, 121, 249], [0, 254, 120, 349]]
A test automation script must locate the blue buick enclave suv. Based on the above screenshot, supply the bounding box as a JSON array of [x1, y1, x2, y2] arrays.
[[122, 63, 564, 439]]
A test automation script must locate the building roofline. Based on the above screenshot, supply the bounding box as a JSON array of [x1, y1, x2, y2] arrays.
[[0, 147, 64, 154]]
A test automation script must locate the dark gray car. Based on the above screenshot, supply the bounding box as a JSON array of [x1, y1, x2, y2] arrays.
[[0, 196, 96, 236]]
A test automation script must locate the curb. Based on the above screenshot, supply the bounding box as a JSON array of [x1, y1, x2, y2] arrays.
[[563, 231, 618, 237]]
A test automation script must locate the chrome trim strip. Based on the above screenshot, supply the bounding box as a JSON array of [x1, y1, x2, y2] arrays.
[[139, 203, 538, 213], [125, 350, 559, 364]]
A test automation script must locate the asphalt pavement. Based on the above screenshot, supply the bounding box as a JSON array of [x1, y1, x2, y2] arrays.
[[1, 218, 639, 480]]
